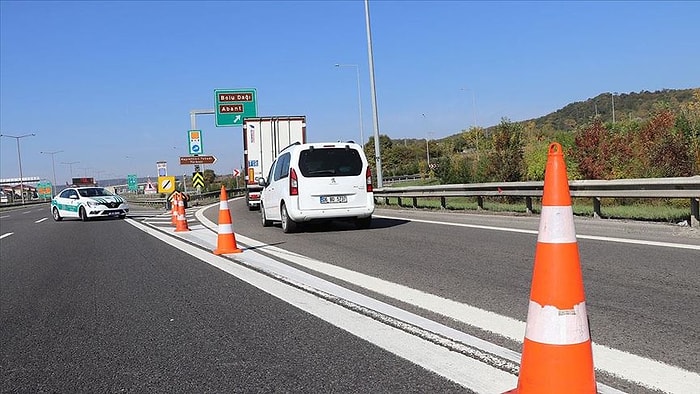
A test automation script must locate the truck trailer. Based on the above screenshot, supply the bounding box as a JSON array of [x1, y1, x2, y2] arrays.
[[242, 116, 307, 210]]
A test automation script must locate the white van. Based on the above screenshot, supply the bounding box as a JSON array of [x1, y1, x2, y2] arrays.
[[258, 142, 375, 233]]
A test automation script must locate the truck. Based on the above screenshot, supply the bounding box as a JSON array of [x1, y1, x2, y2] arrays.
[[242, 116, 307, 210]]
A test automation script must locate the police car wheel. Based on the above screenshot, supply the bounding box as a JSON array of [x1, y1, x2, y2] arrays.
[[79, 207, 90, 221], [52, 207, 62, 221]]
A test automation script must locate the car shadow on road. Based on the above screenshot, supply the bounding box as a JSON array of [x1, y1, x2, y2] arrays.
[[299, 217, 410, 233]]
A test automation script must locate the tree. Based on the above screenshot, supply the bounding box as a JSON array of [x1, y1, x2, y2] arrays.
[[203, 169, 216, 189], [483, 119, 524, 182]]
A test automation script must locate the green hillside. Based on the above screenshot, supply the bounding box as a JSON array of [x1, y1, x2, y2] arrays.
[[521, 88, 698, 132]]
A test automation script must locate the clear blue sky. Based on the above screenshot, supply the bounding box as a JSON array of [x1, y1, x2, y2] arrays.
[[1, 0, 698, 185]]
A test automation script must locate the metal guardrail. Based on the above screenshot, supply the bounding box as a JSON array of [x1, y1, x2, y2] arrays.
[[127, 188, 247, 207], [373, 176, 700, 227]]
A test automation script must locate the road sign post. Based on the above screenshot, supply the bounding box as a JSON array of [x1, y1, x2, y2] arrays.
[[215, 89, 257, 126]]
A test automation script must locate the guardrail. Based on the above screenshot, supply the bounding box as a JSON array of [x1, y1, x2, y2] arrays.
[[127, 188, 247, 208], [373, 176, 700, 227]]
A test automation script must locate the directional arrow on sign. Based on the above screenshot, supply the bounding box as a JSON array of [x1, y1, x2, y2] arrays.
[[234, 115, 242, 123]]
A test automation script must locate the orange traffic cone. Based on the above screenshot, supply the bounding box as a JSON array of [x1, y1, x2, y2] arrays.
[[174, 192, 190, 232], [171, 192, 179, 226], [505, 142, 596, 394], [213, 185, 242, 254]]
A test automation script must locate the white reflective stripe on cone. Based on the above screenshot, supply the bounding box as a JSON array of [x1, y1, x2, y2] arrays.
[[219, 201, 229, 209], [218, 223, 233, 234], [537, 205, 577, 244], [525, 300, 590, 345]]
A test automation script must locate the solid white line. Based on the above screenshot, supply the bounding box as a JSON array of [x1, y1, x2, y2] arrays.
[[35, 218, 48, 223], [126, 218, 518, 393], [0, 232, 13, 239], [188, 204, 698, 392], [375, 214, 700, 250]]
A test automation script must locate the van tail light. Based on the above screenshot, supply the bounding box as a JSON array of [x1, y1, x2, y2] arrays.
[[365, 167, 373, 192], [290, 168, 299, 196]]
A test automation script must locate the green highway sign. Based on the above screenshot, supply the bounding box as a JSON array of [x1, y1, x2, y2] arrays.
[[37, 181, 52, 198], [215, 88, 257, 126], [127, 174, 138, 192]]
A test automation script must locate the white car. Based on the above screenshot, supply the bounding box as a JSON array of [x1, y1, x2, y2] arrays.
[[51, 186, 129, 221], [258, 142, 374, 233]]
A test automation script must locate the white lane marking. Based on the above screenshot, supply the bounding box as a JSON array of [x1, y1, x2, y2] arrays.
[[375, 214, 700, 250], [0, 232, 13, 240], [171, 204, 697, 392], [126, 218, 518, 393], [232, 232, 698, 393], [35, 218, 48, 223], [0, 215, 10, 219]]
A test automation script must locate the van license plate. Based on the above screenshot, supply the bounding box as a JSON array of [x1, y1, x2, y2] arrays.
[[321, 195, 347, 204]]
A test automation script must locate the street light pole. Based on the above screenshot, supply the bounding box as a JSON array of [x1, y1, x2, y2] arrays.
[[611, 92, 617, 126], [365, 0, 383, 187], [335, 63, 365, 146], [61, 161, 79, 184], [41, 150, 63, 193], [1, 133, 36, 204], [460, 87, 479, 160]]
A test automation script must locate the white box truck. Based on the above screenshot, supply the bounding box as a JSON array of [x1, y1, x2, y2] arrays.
[[242, 116, 307, 210]]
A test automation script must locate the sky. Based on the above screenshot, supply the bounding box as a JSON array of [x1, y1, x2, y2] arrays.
[[1, 0, 699, 185]]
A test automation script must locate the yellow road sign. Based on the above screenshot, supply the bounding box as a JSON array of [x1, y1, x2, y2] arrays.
[[192, 172, 205, 189], [158, 176, 176, 194]]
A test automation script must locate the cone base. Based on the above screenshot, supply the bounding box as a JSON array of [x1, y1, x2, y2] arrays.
[[213, 248, 242, 255], [175, 227, 190, 232]]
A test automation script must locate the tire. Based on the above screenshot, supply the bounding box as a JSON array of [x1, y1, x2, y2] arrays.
[[280, 204, 298, 233], [79, 206, 90, 222], [355, 216, 372, 229], [52, 207, 62, 221], [261, 203, 272, 227]]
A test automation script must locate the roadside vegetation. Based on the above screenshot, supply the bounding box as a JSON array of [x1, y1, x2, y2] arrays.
[[368, 88, 700, 223]]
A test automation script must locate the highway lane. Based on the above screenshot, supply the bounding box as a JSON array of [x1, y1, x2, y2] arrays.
[[4, 201, 699, 392], [0, 206, 469, 393], [202, 198, 700, 393]]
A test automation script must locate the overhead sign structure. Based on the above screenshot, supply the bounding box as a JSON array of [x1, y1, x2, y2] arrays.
[[215, 88, 257, 126], [158, 176, 176, 194], [180, 155, 217, 165], [192, 172, 205, 189], [188, 130, 203, 155]]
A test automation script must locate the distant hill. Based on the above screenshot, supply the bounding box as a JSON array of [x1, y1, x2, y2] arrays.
[[521, 88, 698, 132]]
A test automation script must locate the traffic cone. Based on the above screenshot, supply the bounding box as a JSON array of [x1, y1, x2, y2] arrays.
[[213, 185, 242, 254], [505, 142, 596, 394], [174, 192, 190, 232], [171, 192, 179, 226]]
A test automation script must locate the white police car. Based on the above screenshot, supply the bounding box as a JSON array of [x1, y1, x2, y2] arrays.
[[51, 186, 129, 221]]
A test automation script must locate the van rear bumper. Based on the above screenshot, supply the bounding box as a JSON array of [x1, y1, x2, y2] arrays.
[[287, 205, 374, 222]]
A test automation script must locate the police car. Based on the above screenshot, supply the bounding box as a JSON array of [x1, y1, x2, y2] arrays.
[[51, 186, 129, 221]]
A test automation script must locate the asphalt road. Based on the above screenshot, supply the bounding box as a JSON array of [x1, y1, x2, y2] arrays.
[[0, 205, 469, 393], [2, 201, 699, 393], [202, 199, 700, 393]]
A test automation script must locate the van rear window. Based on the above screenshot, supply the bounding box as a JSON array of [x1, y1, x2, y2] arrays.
[[299, 148, 363, 177]]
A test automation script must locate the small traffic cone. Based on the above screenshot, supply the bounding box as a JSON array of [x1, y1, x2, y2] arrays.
[[505, 142, 596, 394], [213, 185, 242, 254], [174, 192, 190, 232], [171, 192, 179, 226]]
